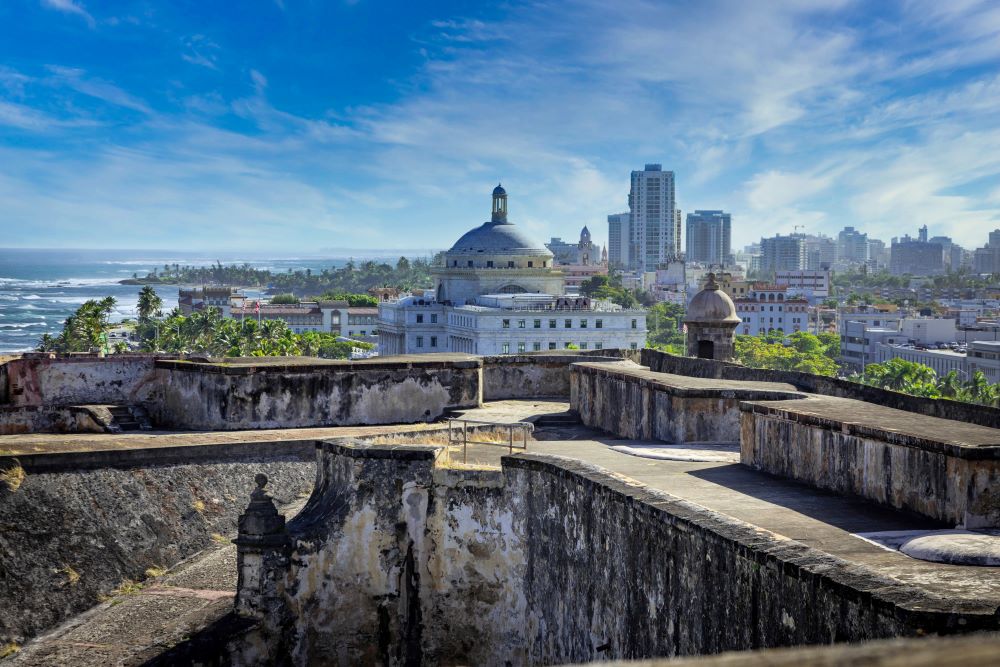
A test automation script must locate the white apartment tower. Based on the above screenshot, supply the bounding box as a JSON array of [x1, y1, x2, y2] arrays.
[[628, 164, 678, 271]]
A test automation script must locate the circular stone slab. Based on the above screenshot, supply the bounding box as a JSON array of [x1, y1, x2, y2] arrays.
[[899, 530, 1000, 566]]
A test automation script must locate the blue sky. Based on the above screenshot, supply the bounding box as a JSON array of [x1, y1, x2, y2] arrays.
[[1, 0, 1000, 253]]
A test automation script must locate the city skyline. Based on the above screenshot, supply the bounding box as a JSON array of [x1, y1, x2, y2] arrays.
[[2, 1, 1000, 251]]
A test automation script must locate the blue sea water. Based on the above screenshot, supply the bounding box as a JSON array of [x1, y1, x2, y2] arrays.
[[0, 249, 408, 354]]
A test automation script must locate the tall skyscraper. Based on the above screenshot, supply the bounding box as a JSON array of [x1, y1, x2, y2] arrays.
[[890, 228, 944, 276], [760, 234, 806, 273], [607, 212, 630, 269], [837, 226, 868, 265], [685, 210, 731, 266], [628, 164, 678, 271]]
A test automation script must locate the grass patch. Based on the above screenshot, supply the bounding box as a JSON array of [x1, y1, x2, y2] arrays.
[[191, 499, 206, 514], [0, 643, 20, 659], [210, 533, 229, 544], [60, 565, 80, 586], [144, 565, 168, 579], [0, 464, 24, 492], [112, 579, 144, 596]]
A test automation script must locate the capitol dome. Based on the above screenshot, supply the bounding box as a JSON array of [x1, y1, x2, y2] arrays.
[[685, 273, 740, 324], [448, 222, 553, 257]]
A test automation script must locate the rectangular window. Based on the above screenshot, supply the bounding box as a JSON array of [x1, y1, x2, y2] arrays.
[[630, 342, 638, 350], [564, 342, 572, 349], [416, 336, 424, 348], [548, 342, 557, 350], [508, 261, 515, 268], [528, 261, 533, 267], [565, 319, 572, 328], [534, 319, 541, 328], [595, 342, 603, 350], [533, 342, 541, 351], [518, 342, 526, 353], [430, 336, 437, 347], [631, 319, 637, 329], [467, 260, 473, 267], [416, 314, 423, 323], [487, 260, 494, 268], [580, 319, 588, 328], [430, 314, 437, 324], [580, 342, 588, 350], [596, 319, 603, 329], [518, 319, 526, 328], [502, 319, 510, 329], [502, 342, 510, 354], [549, 319, 557, 328]]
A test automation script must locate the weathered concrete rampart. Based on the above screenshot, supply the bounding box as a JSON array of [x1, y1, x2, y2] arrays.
[[147, 355, 483, 430], [571, 361, 804, 443], [0, 404, 114, 435], [230, 443, 998, 666], [1, 354, 164, 408], [0, 444, 316, 646], [741, 399, 1000, 528], [641, 348, 1000, 429], [482, 350, 639, 400]]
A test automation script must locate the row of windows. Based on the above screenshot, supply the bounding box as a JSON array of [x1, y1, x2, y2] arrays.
[[499, 341, 639, 353], [415, 314, 439, 324], [501, 318, 639, 330], [415, 336, 439, 348], [451, 260, 547, 268]]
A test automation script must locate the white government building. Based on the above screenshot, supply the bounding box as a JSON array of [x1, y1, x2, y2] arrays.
[[378, 185, 647, 355]]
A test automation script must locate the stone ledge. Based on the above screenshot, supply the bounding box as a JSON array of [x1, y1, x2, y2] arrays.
[[502, 452, 1000, 625], [740, 397, 1000, 460], [155, 353, 482, 375], [317, 438, 443, 461], [571, 362, 807, 400]]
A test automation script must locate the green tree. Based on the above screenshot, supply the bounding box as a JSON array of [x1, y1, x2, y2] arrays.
[[137, 285, 163, 322]]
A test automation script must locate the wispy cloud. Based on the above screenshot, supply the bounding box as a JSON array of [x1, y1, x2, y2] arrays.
[[181, 35, 221, 70], [40, 0, 95, 28]]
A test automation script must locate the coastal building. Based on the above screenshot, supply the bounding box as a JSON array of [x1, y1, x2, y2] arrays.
[[685, 210, 731, 266], [378, 185, 646, 355], [733, 284, 810, 336], [178, 287, 245, 318]]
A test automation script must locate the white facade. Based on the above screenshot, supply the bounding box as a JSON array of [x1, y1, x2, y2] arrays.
[[968, 341, 1000, 383], [607, 212, 631, 269], [875, 343, 968, 377], [380, 186, 647, 355], [379, 294, 646, 356], [734, 286, 810, 336], [774, 270, 830, 301]]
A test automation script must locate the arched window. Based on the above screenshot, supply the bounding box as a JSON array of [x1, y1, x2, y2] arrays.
[[498, 284, 528, 294]]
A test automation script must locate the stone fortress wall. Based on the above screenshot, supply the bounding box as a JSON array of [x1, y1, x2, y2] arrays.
[[226, 440, 998, 665], [3, 349, 1000, 662]]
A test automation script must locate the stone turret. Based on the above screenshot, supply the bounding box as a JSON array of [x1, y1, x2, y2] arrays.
[[684, 273, 740, 361], [234, 473, 289, 620]]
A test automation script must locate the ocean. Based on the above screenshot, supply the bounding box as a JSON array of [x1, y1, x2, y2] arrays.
[[0, 249, 412, 354]]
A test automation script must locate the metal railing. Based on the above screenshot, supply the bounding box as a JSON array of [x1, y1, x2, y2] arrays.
[[447, 418, 530, 463]]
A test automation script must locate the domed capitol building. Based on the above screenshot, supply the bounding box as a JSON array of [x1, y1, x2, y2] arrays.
[[378, 185, 647, 355]]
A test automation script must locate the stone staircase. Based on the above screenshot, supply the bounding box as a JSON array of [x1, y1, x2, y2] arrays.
[[107, 405, 152, 432], [533, 411, 581, 428]]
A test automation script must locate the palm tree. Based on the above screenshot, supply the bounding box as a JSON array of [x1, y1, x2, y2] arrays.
[[137, 286, 163, 322]]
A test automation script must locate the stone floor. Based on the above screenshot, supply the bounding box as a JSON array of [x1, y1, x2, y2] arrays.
[[5, 398, 1000, 664]]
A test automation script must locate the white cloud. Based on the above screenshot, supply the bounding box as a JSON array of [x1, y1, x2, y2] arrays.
[[40, 0, 95, 28]]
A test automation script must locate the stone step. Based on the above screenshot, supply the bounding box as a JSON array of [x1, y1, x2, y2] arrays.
[[534, 412, 582, 427]]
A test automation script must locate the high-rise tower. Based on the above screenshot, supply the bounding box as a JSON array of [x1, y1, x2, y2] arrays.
[[628, 164, 677, 271]]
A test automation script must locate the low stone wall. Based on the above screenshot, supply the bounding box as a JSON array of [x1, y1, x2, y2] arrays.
[[0, 444, 316, 645], [0, 405, 114, 435], [641, 349, 1000, 429], [741, 401, 1000, 528], [229, 444, 998, 666], [482, 349, 639, 400], [2, 354, 164, 408], [148, 355, 483, 430], [571, 361, 803, 443]]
